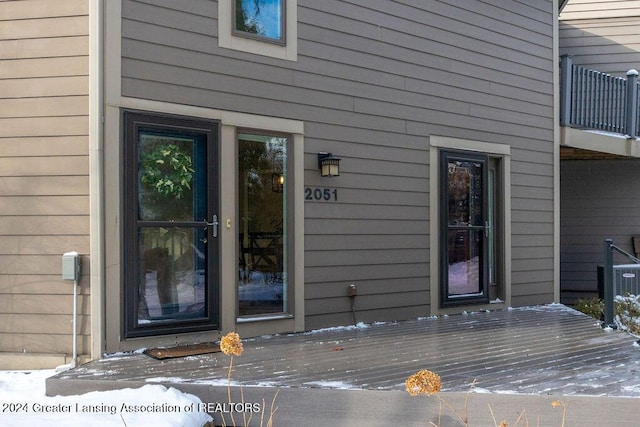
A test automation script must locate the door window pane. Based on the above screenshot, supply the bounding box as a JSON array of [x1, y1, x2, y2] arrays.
[[447, 160, 483, 226], [235, 0, 284, 42], [441, 151, 489, 306], [447, 229, 482, 295], [138, 132, 207, 222], [138, 227, 207, 324], [238, 133, 287, 316]]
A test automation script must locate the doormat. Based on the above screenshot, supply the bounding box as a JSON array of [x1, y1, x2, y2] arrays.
[[144, 342, 221, 360]]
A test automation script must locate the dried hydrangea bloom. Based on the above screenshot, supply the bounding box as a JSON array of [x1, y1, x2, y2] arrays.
[[220, 331, 243, 356], [405, 369, 442, 396]]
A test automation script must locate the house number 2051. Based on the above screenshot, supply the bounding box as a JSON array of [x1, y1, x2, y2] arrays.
[[305, 187, 338, 201]]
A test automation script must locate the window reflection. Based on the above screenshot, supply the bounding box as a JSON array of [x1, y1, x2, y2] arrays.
[[135, 132, 208, 325], [447, 230, 481, 296], [235, 0, 284, 41], [445, 156, 485, 300], [138, 227, 207, 324], [447, 160, 483, 226], [238, 133, 287, 316], [138, 133, 206, 222]]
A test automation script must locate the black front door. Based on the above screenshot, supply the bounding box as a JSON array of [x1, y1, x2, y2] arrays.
[[440, 150, 490, 306], [123, 111, 220, 337]]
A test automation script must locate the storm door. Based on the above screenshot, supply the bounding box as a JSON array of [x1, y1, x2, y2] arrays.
[[123, 111, 220, 337], [440, 151, 490, 306]]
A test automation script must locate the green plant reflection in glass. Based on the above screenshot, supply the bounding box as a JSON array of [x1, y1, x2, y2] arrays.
[[138, 134, 199, 222], [141, 144, 195, 199]]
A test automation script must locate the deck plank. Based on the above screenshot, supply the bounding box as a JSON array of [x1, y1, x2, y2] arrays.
[[46, 305, 640, 425], [48, 304, 639, 395]]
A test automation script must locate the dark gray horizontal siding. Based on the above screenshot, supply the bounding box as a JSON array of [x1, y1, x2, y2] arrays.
[[305, 264, 429, 286], [122, 0, 555, 327], [323, 0, 552, 57], [305, 204, 427, 221], [122, 2, 554, 133], [300, 6, 551, 81], [306, 234, 427, 251], [304, 289, 431, 330], [305, 290, 429, 316], [303, 305, 429, 330], [560, 159, 640, 304], [305, 277, 428, 299], [305, 249, 429, 268], [511, 146, 555, 300]]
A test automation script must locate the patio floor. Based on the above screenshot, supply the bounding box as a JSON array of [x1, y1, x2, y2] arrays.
[[46, 304, 640, 426]]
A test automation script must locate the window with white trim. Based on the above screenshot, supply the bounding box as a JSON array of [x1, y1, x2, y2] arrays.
[[218, 0, 297, 61], [237, 131, 289, 317]]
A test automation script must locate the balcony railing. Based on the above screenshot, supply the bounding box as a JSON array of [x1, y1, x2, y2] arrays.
[[560, 54, 640, 138]]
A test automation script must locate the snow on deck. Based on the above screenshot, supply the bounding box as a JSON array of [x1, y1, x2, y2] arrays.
[[48, 304, 640, 399]]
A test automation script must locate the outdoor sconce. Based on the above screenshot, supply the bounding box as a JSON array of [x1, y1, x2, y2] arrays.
[[318, 152, 341, 177], [271, 172, 284, 193]]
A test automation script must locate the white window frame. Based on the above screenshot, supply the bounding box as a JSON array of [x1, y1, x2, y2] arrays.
[[218, 0, 298, 61]]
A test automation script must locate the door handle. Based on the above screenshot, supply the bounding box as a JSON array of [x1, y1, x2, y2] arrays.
[[204, 214, 219, 238]]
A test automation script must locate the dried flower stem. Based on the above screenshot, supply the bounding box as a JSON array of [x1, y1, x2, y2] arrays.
[[240, 386, 251, 427], [227, 355, 236, 427], [488, 404, 498, 426], [512, 408, 526, 426], [438, 397, 442, 427], [552, 400, 567, 427], [437, 395, 469, 426], [407, 369, 568, 427], [268, 389, 280, 427], [462, 379, 477, 424], [259, 389, 279, 427], [434, 379, 477, 427]]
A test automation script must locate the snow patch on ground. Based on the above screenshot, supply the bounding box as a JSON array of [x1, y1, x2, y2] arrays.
[[304, 380, 359, 390], [0, 370, 212, 426], [304, 321, 372, 334], [144, 376, 192, 384]]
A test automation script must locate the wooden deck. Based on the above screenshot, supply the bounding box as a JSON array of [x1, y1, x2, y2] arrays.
[[47, 304, 640, 426]]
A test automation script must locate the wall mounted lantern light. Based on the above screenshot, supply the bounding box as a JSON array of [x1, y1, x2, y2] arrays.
[[317, 152, 341, 177]]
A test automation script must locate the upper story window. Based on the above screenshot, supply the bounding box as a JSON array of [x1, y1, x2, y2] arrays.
[[234, 0, 285, 44], [219, 0, 297, 61]]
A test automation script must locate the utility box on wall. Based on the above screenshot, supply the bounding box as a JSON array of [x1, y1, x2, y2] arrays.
[[62, 251, 81, 281]]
